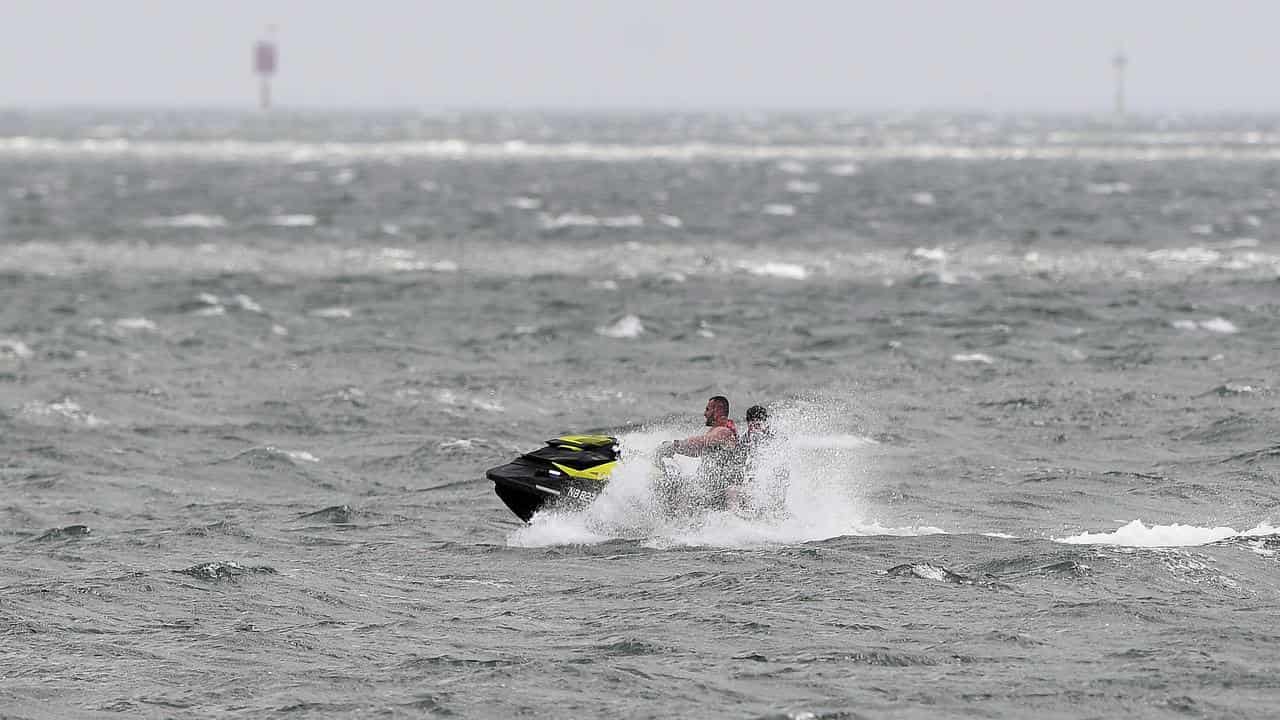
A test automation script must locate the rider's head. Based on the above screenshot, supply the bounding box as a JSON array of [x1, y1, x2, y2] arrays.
[[745, 404, 769, 432], [705, 395, 730, 426]]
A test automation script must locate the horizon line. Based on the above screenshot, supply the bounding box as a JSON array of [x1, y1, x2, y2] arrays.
[[4, 103, 1280, 117]]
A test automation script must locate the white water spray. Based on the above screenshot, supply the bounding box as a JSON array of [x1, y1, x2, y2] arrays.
[[508, 400, 943, 548]]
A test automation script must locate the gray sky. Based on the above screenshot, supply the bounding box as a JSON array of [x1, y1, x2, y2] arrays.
[[2, 0, 1276, 111]]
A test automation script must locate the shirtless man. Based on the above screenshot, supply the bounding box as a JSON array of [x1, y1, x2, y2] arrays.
[[658, 396, 738, 460], [655, 395, 740, 511]]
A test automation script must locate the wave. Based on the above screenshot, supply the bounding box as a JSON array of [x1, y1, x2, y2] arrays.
[[141, 213, 227, 229], [265, 214, 318, 228], [1172, 317, 1239, 334], [3, 238, 1277, 283], [737, 261, 809, 280], [18, 398, 107, 428], [595, 314, 645, 339], [1056, 519, 1279, 547], [0, 338, 34, 360], [9, 137, 1280, 163]]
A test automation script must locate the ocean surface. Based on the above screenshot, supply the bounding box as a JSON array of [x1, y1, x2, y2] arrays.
[[2, 110, 1279, 719]]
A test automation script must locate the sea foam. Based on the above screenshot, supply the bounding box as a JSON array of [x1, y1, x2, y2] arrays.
[[1056, 519, 1279, 547], [507, 406, 931, 549], [595, 315, 644, 339]]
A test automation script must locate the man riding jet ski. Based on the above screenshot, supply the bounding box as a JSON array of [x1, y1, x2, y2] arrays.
[[487, 398, 788, 522]]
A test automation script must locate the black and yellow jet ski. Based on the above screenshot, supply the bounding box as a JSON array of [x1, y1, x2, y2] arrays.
[[487, 434, 619, 521]]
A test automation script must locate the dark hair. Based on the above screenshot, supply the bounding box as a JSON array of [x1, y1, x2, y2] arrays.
[[708, 395, 730, 416], [746, 405, 768, 422]]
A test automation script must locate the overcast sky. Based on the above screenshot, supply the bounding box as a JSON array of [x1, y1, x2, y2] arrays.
[[1, 1, 1276, 111]]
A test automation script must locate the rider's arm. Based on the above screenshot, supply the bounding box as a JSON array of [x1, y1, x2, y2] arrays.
[[673, 426, 735, 456]]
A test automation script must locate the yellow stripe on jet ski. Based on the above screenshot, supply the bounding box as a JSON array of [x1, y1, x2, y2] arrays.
[[555, 435, 615, 448], [551, 461, 616, 482]]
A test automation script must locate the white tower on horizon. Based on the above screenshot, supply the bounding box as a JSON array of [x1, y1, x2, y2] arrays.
[[254, 26, 279, 110], [1112, 49, 1128, 117]]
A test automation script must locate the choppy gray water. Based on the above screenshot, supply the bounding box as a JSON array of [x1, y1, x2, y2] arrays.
[[2, 111, 1280, 719]]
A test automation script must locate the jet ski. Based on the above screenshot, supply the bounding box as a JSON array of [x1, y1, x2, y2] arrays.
[[487, 434, 619, 521]]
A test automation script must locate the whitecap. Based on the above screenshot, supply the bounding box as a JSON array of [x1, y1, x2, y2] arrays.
[[910, 192, 936, 206], [739, 261, 809, 280], [785, 180, 821, 194], [507, 196, 542, 210], [911, 271, 960, 287], [952, 353, 994, 364], [233, 294, 263, 313], [589, 279, 619, 291], [762, 204, 796, 217], [910, 246, 947, 262], [539, 212, 599, 229], [430, 260, 459, 273], [114, 317, 157, 331], [826, 163, 860, 176], [14, 137, 1280, 165], [1056, 519, 1279, 547], [471, 397, 506, 412], [310, 307, 353, 319], [19, 398, 106, 427], [434, 389, 504, 412], [142, 213, 227, 229], [596, 314, 644, 339], [539, 211, 645, 230], [657, 214, 684, 228], [268, 214, 317, 228], [1199, 317, 1238, 334], [0, 339, 33, 359], [1147, 247, 1220, 264], [1173, 317, 1238, 334], [601, 214, 644, 228], [1085, 181, 1133, 195], [282, 449, 319, 463], [375, 256, 428, 272]]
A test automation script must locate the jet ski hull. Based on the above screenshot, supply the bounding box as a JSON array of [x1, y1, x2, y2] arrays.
[[487, 435, 618, 522], [487, 458, 605, 522]]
